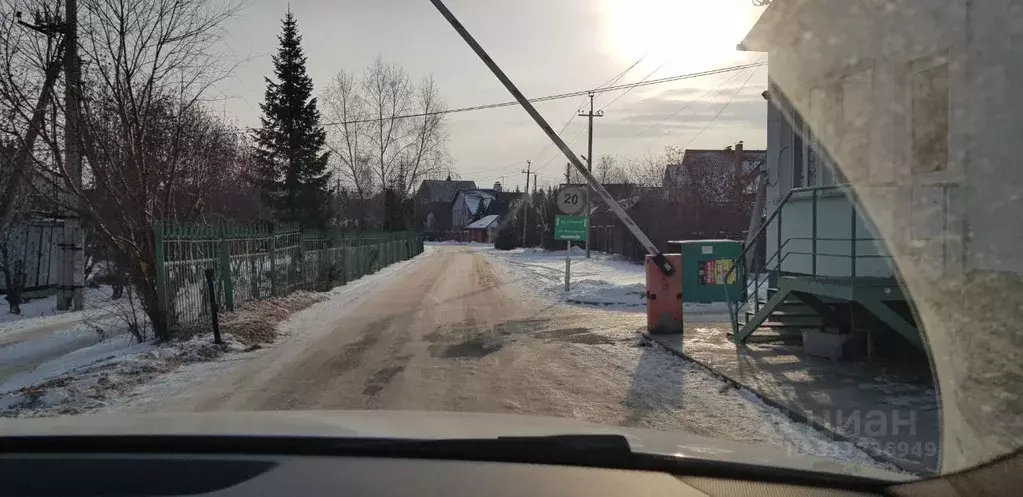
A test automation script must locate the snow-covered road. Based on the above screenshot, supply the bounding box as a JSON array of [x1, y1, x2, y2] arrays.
[[122, 244, 894, 471]]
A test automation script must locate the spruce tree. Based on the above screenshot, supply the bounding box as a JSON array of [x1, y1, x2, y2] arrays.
[[253, 11, 331, 227]]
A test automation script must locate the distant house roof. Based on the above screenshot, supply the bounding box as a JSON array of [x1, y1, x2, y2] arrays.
[[418, 179, 477, 203], [466, 214, 500, 230], [664, 148, 766, 203], [567, 183, 660, 216], [455, 189, 497, 215]]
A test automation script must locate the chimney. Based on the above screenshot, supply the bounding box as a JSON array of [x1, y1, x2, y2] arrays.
[[493, 181, 503, 192]]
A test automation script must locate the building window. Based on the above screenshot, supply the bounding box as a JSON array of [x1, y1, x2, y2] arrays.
[[911, 60, 949, 174]]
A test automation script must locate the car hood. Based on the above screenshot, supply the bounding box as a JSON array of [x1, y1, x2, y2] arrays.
[[0, 410, 909, 481]]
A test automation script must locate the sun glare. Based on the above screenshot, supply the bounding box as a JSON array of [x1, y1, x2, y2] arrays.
[[599, 0, 759, 73]]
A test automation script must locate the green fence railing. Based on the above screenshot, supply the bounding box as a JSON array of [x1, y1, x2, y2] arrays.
[[154, 222, 423, 329]]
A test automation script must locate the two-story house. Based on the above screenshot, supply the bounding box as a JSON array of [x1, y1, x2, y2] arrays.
[[414, 177, 476, 238]]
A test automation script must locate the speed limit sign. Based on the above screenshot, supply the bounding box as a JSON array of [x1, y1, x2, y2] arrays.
[[556, 186, 586, 215]]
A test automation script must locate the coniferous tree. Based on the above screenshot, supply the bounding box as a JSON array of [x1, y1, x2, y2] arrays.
[[254, 11, 331, 227]]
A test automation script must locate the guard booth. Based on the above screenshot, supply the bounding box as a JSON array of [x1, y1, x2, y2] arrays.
[[671, 240, 744, 303]]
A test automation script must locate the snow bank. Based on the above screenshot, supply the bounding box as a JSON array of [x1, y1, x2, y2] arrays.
[[0, 247, 432, 418], [0, 286, 118, 334], [486, 248, 646, 308], [564, 280, 646, 307], [0, 331, 258, 417], [424, 240, 492, 247]]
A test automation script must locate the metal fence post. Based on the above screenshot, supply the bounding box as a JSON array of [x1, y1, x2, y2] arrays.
[[204, 268, 222, 345], [850, 197, 857, 278], [776, 205, 783, 274], [219, 238, 234, 311], [154, 222, 170, 331], [812, 189, 818, 278], [268, 230, 277, 297], [297, 230, 306, 290]]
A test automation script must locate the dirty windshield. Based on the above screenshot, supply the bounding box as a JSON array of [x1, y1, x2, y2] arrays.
[[0, 0, 1020, 481]]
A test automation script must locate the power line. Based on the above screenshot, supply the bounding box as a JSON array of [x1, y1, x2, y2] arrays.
[[598, 62, 665, 112], [531, 62, 669, 171], [528, 57, 645, 168], [682, 65, 761, 149], [630, 67, 749, 143], [322, 62, 765, 126], [529, 62, 762, 173]]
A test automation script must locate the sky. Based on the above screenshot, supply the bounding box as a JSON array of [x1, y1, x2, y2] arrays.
[[214, 0, 768, 192]]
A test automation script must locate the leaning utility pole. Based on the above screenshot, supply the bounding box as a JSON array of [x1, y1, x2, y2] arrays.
[[579, 92, 603, 258], [521, 160, 531, 247], [57, 0, 83, 310], [428, 0, 675, 276]]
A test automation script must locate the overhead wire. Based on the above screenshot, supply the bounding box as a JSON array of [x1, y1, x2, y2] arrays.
[[629, 67, 749, 144], [531, 61, 673, 172], [532, 62, 761, 174], [680, 65, 762, 149], [527, 57, 646, 170], [597, 62, 665, 113], [321, 62, 765, 126]]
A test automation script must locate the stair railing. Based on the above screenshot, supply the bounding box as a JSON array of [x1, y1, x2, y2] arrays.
[[724, 184, 857, 335]]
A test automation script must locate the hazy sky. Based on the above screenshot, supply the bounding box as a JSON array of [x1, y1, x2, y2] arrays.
[[215, 0, 768, 191]]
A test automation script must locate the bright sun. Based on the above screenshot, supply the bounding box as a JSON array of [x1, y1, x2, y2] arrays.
[[599, 0, 759, 73]]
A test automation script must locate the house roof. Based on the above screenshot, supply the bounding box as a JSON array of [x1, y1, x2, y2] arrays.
[[664, 149, 766, 203], [455, 189, 497, 215], [582, 184, 662, 217], [418, 179, 477, 203], [466, 214, 500, 230]]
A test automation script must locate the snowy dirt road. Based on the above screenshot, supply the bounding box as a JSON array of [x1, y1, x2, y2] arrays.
[[133, 246, 891, 469]]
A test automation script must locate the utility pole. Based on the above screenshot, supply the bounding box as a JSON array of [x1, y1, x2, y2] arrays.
[[521, 160, 531, 247], [578, 92, 603, 258], [57, 0, 83, 311]]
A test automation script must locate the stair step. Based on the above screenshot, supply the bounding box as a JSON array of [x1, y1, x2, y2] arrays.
[[745, 310, 819, 318], [739, 319, 823, 328], [727, 329, 803, 345], [757, 299, 840, 309], [761, 320, 819, 328]]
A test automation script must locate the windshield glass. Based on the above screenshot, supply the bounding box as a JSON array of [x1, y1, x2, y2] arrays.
[[0, 0, 1018, 481]]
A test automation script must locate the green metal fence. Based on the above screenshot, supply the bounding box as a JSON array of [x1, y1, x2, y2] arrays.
[[154, 222, 424, 329]]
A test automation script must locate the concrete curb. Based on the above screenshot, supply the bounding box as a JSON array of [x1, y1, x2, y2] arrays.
[[636, 330, 929, 476]]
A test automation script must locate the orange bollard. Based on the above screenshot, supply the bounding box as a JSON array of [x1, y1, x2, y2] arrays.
[[646, 254, 683, 334]]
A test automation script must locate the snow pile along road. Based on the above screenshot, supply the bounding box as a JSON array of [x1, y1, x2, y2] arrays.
[[486, 247, 647, 309], [0, 290, 326, 418]]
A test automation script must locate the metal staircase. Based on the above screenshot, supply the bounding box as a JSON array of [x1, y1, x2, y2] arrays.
[[724, 185, 926, 351]]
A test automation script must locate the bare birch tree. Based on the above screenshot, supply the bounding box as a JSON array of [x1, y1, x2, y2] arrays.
[[394, 75, 447, 195], [363, 56, 412, 193], [323, 69, 373, 226], [323, 57, 450, 229]]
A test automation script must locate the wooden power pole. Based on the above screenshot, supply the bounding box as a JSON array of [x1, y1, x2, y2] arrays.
[[57, 0, 84, 311], [579, 92, 603, 258], [521, 160, 531, 247]]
